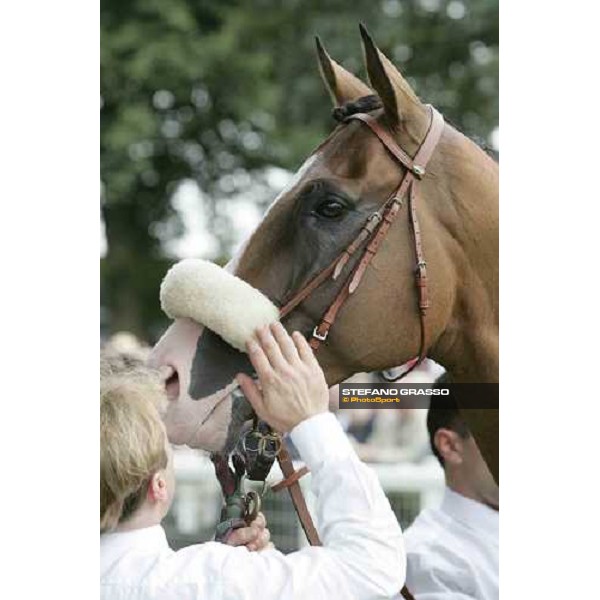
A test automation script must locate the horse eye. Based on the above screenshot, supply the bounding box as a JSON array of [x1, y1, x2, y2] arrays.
[[314, 199, 346, 219]]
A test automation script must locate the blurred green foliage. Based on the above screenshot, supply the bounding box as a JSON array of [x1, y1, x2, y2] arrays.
[[101, 0, 498, 341]]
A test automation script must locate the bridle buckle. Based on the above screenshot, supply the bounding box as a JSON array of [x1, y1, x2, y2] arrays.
[[367, 212, 382, 224], [412, 165, 426, 178], [312, 325, 329, 342]]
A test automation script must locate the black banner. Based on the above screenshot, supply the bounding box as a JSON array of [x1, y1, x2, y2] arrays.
[[338, 383, 499, 409]]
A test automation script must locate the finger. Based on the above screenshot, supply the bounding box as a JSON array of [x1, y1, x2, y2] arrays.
[[256, 324, 288, 371], [270, 322, 300, 364], [292, 331, 318, 366], [236, 373, 266, 417], [225, 528, 245, 547], [257, 527, 271, 550], [246, 337, 274, 381], [261, 542, 275, 552], [226, 525, 259, 547], [250, 512, 266, 530]]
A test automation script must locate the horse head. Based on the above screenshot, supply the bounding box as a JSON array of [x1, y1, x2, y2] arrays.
[[149, 27, 498, 461]]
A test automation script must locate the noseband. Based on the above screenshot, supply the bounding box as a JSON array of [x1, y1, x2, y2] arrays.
[[278, 105, 445, 379]]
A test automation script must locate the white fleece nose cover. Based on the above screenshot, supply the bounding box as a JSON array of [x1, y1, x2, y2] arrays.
[[160, 258, 280, 353]]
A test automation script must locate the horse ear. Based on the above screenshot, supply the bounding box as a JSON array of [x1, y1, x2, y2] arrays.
[[315, 36, 372, 107], [359, 24, 425, 127]]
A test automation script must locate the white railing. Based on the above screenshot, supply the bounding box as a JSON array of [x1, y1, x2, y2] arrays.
[[166, 449, 444, 552]]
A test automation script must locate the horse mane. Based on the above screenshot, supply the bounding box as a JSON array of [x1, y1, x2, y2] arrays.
[[445, 115, 499, 163], [333, 95, 498, 163]]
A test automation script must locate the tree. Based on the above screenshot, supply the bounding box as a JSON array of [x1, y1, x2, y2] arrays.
[[101, 0, 498, 340]]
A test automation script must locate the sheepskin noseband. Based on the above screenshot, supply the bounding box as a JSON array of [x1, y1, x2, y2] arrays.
[[160, 259, 279, 352]]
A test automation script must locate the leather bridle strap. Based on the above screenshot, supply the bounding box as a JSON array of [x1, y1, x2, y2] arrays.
[[276, 444, 321, 545], [304, 106, 445, 362], [278, 209, 385, 321], [272, 108, 444, 598], [271, 464, 309, 493], [308, 191, 406, 350]]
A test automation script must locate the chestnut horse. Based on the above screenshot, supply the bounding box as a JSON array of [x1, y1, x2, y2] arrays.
[[150, 28, 498, 481]]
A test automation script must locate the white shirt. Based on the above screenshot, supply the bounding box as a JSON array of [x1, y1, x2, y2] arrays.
[[403, 487, 499, 600], [101, 413, 405, 600]]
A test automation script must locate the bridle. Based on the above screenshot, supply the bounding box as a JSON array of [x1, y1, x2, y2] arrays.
[[278, 104, 445, 380], [213, 104, 444, 600], [277, 105, 445, 600], [275, 103, 445, 529]]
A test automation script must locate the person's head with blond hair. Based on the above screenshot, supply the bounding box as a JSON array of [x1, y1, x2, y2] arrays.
[[100, 362, 175, 533]]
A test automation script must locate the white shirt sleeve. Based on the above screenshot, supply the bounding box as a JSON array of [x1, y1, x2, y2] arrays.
[[212, 412, 406, 600], [124, 413, 405, 600]]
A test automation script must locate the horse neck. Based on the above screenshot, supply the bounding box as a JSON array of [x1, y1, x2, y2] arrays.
[[429, 132, 499, 383], [431, 325, 498, 383]]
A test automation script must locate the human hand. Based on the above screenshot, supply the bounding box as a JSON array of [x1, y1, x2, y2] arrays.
[[236, 323, 329, 433], [225, 512, 273, 552]]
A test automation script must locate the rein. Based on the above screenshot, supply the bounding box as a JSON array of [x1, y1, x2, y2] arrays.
[[211, 414, 320, 546]]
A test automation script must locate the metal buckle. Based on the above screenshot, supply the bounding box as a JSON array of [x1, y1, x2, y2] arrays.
[[363, 212, 383, 235], [243, 490, 261, 524], [312, 325, 329, 341], [413, 165, 426, 178], [241, 429, 282, 459]]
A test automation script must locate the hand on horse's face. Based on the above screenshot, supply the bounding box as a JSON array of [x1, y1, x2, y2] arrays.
[[236, 323, 329, 433]]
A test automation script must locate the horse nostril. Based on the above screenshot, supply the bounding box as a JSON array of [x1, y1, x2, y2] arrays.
[[157, 364, 175, 381], [165, 369, 180, 402]]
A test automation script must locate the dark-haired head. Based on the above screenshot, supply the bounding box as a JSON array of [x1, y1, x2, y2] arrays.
[[426, 374, 499, 509], [427, 373, 471, 466]]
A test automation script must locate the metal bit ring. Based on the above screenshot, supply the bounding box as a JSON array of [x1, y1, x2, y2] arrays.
[[243, 490, 261, 524]]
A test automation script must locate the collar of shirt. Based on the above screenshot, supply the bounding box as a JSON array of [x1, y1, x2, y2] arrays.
[[441, 487, 499, 541]]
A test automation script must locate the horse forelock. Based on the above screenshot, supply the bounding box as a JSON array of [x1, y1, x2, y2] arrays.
[[331, 94, 383, 122]]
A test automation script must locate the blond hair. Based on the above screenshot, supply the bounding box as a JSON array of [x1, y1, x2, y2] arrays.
[[100, 364, 168, 533]]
